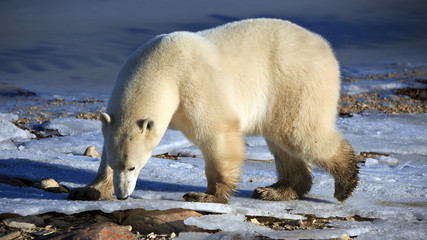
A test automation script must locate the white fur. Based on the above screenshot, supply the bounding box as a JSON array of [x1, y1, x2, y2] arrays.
[[72, 19, 355, 202]]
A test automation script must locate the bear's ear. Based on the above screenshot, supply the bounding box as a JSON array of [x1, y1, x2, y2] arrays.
[[100, 113, 113, 127], [137, 117, 155, 133]]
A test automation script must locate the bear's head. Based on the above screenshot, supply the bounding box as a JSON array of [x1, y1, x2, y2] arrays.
[[100, 112, 157, 200]]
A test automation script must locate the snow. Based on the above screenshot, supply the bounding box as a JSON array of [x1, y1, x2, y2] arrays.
[[338, 114, 427, 155], [341, 81, 409, 95], [0, 0, 426, 238], [42, 118, 102, 136], [0, 110, 426, 238], [0, 113, 35, 150]]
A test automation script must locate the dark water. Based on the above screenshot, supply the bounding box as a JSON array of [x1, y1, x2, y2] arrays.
[[0, 0, 426, 95]]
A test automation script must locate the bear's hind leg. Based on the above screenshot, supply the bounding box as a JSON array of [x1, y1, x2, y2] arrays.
[[68, 147, 114, 200], [313, 139, 359, 202], [253, 140, 312, 201], [183, 120, 246, 204]]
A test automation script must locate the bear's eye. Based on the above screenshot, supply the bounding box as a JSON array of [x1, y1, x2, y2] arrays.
[[128, 167, 136, 171]]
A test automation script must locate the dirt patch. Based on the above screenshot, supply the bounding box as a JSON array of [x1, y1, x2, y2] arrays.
[[339, 66, 427, 115], [339, 92, 426, 115], [0, 210, 376, 240], [0, 209, 190, 240], [378, 201, 427, 209], [153, 153, 181, 160], [10, 97, 106, 131], [247, 214, 375, 231], [396, 87, 427, 101], [357, 152, 390, 163]]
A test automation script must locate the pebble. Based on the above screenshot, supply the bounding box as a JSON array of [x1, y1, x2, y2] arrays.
[[83, 145, 101, 157], [337, 233, 351, 240], [31, 178, 69, 193]]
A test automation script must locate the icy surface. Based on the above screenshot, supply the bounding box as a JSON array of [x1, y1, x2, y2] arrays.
[[0, 113, 426, 239], [0, 113, 35, 150], [338, 114, 427, 154], [42, 118, 102, 136], [0, 1, 426, 238]]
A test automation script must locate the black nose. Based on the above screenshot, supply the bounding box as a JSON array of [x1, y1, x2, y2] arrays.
[[117, 196, 129, 200]]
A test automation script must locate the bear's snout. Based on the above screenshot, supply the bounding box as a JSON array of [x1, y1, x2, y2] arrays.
[[113, 170, 138, 201]]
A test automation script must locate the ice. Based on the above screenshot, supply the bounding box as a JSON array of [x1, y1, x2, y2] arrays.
[[23, 130, 104, 156], [246, 146, 274, 161], [184, 213, 272, 233], [1, 108, 426, 239], [341, 81, 408, 95], [0, 113, 35, 150], [183, 213, 372, 239], [42, 118, 102, 136], [0, 113, 35, 142], [338, 114, 427, 154], [244, 136, 268, 146], [377, 156, 399, 166], [0, 1, 426, 237], [152, 130, 192, 155], [365, 158, 379, 166], [0, 113, 19, 122], [168, 146, 202, 158], [342, 84, 367, 95]]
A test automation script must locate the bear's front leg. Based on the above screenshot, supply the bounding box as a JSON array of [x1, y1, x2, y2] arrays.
[[183, 121, 246, 204], [183, 166, 242, 204], [68, 147, 114, 200]]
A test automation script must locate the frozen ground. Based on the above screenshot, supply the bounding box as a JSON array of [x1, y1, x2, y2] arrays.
[[1, 0, 427, 239], [0, 96, 426, 239]]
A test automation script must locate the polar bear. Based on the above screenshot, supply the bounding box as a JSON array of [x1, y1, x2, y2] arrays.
[[68, 18, 359, 203]]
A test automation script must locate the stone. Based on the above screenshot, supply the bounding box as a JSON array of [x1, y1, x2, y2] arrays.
[[49, 219, 70, 228], [31, 178, 69, 193], [48, 222, 137, 240], [122, 208, 202, 235], [83, 146, 101, 158], [3, 215, 45, 232], [337, 233, 351, 240], [0, 231, 22, 240]]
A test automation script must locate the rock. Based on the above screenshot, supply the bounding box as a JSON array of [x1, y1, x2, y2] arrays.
[[83, 145, 101, 158], [49, 219, 70, 228], [0, 230, 22, 240], [337, 233, 351, 240], [0, 175, 28, 187], [0, 176, 68, 193], [47, 222, 137, 240], [3, 215, 45, 232], [31, 177, 69, 193], [122, 208, 202, 235]]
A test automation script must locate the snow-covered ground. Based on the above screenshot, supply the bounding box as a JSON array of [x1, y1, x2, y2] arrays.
[[1, 0, 426, 239], [0, 103, 426, 239]]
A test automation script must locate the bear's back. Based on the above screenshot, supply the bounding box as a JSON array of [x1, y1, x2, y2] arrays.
[[198, 18, 331, 58], [195, 19, 339, 134]]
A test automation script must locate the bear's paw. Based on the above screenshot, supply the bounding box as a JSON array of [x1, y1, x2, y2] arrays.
[[68, 186, 113, 201], [183, 192, 228, 204], [252, 186, 299, 201]]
